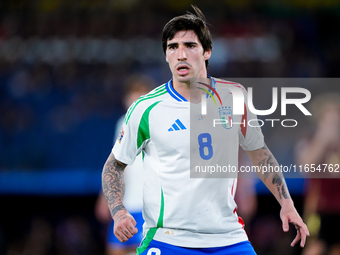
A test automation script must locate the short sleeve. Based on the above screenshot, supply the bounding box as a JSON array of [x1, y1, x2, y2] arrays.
[[112, 109, 141, 165], [238, 89, 265, 151], [113, 115, 125, 146]]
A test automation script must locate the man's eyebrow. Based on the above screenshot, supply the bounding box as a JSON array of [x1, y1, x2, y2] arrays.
[[167, 42, 178, 47], [167, 41, 198, 47], [184, 41, 198, 45]]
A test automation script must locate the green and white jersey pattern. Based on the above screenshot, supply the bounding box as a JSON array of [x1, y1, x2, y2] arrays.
[[112, 77, 264, 251]]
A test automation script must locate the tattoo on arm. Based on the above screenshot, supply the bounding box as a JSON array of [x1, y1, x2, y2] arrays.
[[272, 173, 283, 200], [102, 153, 127, 218], [257, 145, 291, 200], [258, 145, 278, 180]]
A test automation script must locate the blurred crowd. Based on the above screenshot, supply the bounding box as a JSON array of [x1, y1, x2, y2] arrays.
[[1, 0, 340, 254], [1, 0, 339, 170]]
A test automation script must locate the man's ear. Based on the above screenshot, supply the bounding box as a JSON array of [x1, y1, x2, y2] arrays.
[[203, 49, 211, 60], [166, 53, 169, 63]]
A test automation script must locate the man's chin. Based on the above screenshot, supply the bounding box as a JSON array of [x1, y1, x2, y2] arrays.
[[175, 75, 191, 83]]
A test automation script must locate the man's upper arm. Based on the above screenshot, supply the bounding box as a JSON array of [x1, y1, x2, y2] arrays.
[[104, 152, 127, 171], [245, 147, 263, 165]]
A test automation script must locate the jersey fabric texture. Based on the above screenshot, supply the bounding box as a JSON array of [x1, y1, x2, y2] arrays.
[[112, 77, 264, 254], [139, 240, 256, 255]]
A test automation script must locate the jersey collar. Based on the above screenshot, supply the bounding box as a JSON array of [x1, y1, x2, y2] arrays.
[[166, 79, 187, 102], [166, 75, 216, 102]]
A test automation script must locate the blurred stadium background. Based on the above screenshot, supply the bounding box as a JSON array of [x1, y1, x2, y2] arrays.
[[0, 0, 339, 254]]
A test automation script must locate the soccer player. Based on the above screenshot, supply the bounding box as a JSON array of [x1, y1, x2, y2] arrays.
[[102, 6, 309, 255]]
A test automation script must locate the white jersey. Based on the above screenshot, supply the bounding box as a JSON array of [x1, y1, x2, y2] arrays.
[[112, 77, 264, 248]]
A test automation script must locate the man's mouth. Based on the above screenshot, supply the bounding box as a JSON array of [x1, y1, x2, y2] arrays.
[[176, 65, 190, 76]]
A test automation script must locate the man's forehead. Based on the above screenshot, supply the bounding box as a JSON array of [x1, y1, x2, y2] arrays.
[[167, 30, 199, 44]]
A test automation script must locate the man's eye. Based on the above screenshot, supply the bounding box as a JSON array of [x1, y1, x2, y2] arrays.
[[187, 44, 195, 48], [168, 45, 177, 49]]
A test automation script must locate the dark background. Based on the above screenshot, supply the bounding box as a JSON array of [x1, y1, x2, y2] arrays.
[[1, 0, 340, 254]]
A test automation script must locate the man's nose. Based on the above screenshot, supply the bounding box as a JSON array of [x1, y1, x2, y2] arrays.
[[177, 46, 187, 61]]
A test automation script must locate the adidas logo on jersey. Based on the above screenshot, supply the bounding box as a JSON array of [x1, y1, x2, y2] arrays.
[[163, 229, 176, 236], [168, 119, 186, 132]]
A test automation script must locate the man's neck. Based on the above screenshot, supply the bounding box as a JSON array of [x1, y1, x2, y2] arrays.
[[172, 73, 209, 102], [172, 79, 191, 101]]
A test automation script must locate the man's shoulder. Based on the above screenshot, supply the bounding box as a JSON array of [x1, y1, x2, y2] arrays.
[[146, 83, 168, 97], [213, 77, 247, 92], [124, 83, 168, 125], [211, 77, 248, 100]]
